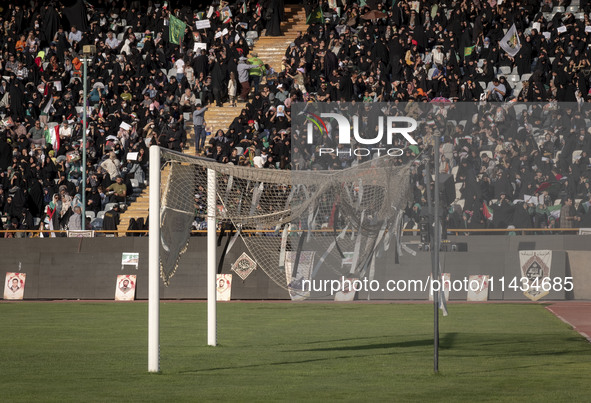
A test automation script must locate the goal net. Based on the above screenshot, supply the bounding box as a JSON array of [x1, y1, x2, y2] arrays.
[[159, 148, 412, 297]]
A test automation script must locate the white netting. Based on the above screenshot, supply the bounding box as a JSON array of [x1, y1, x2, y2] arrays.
[[159, 148, 412, 293]]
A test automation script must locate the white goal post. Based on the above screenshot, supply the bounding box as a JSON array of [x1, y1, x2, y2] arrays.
[[148, 145, 218, 372]]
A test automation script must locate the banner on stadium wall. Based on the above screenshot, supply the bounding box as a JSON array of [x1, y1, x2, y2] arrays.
[[285, 251, 315, 301], [115, 275, 136, 301], [519, 250, 552, 301], [67, 230, 95, 238], [467, 275, 489, 302], [334, 277, 357, 302], [4, 272, 26, 300], [216, 274, 232, 301], [121, 252, 139, 270], [231, 252, 257, 280]]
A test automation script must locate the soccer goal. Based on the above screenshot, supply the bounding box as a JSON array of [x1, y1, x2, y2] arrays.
[[148, 145, 413, 372]]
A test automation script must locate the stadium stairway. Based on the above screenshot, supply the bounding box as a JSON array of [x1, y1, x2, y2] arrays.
[[115, 5, 307, 235]]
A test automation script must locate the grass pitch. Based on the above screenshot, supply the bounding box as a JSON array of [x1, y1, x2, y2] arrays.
[[0, 302, 589, 402]]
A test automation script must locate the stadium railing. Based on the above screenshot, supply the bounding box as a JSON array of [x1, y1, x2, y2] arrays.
[[0, 228, 583, 237]]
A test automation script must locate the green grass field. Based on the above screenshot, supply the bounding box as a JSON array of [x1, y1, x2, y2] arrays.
[[0, 302, 589, 402]]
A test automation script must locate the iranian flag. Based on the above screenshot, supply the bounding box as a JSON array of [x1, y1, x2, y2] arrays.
[[483, 201, 493, 221], [44, 125, 60, 151]]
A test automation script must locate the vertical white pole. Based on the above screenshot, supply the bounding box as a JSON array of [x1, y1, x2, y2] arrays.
[[148, 145, 161, 372], [207, 168, 217, 346]]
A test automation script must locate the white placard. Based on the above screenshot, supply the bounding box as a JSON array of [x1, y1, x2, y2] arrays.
[[193, 42, 207, 52], [120, 122, 132, 131], [115, 274, 137, 301], [467, 275, 489, 301], [4, 272, 26, 300], [542, 31, 551, 39], [532, 22, 540, 32], [195, 19, 211, 29], [216, 274, 232, 301], [121, 252, 139, 268], [334, 277, 357, 302], [126, 152, 138, 161], [586, 26, 591, 33], [557, 26, 567, 33]]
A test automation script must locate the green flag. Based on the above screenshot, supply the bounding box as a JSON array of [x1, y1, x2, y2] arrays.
[[306, 6, 324, 24], [169, 15, 187, 45], [464, 46, 475, 57]]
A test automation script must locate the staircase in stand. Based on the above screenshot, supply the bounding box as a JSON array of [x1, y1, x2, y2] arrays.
[[115, 5, 308, 235]]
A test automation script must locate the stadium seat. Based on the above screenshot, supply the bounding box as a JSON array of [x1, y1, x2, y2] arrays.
[[458, 120, 467, 127], [575, 199, 582, 209], [554, 199, 562, 206], [513, 83, 523, 96], [167, 68, 177, 78], [117, 32, 124, 41], [456, 199, 465, 209], [86, 211, 96, 219], [507, 75, 520, 83], [521, 73, 532, 81], [90, 217, 103, 230], [428, 67, 436, 78], [498, 66, 512, 75], [567, 6, 579, 12], [552, 6, 565, 13], [33, 217, 41, 227], [479, 81, 487, 90], [97, 211, 106, 219], [554, 150, 562, 164], [451, 166, 459, 177], [477, 59, 485, 68], [104, 203, 116, 212]]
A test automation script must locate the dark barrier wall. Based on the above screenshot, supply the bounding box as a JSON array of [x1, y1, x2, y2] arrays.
[[0, 236, 588, 300]]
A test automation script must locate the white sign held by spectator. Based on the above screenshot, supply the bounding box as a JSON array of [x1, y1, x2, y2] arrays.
[[499, 24, 521, 57], [195, 19, 211, 29], [193, 42, 207, 52], [120, 122, 132, 131]]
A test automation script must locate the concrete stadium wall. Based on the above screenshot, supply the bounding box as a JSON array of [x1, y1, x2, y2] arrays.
[[0, 236, 588, 300]]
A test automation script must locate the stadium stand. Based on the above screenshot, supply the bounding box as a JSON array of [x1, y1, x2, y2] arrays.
[[0, 0, 590, 237]]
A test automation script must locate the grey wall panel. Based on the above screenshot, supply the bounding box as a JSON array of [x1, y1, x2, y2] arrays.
[[0, 237, 587, 300]]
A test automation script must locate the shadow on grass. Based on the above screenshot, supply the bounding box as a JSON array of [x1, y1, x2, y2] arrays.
[[178, 353, 381, 374], [288, 338, 433, 352]]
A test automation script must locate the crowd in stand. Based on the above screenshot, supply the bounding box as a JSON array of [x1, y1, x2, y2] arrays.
[[0, 0, 283, 236], [0, 0, 590, 236]]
